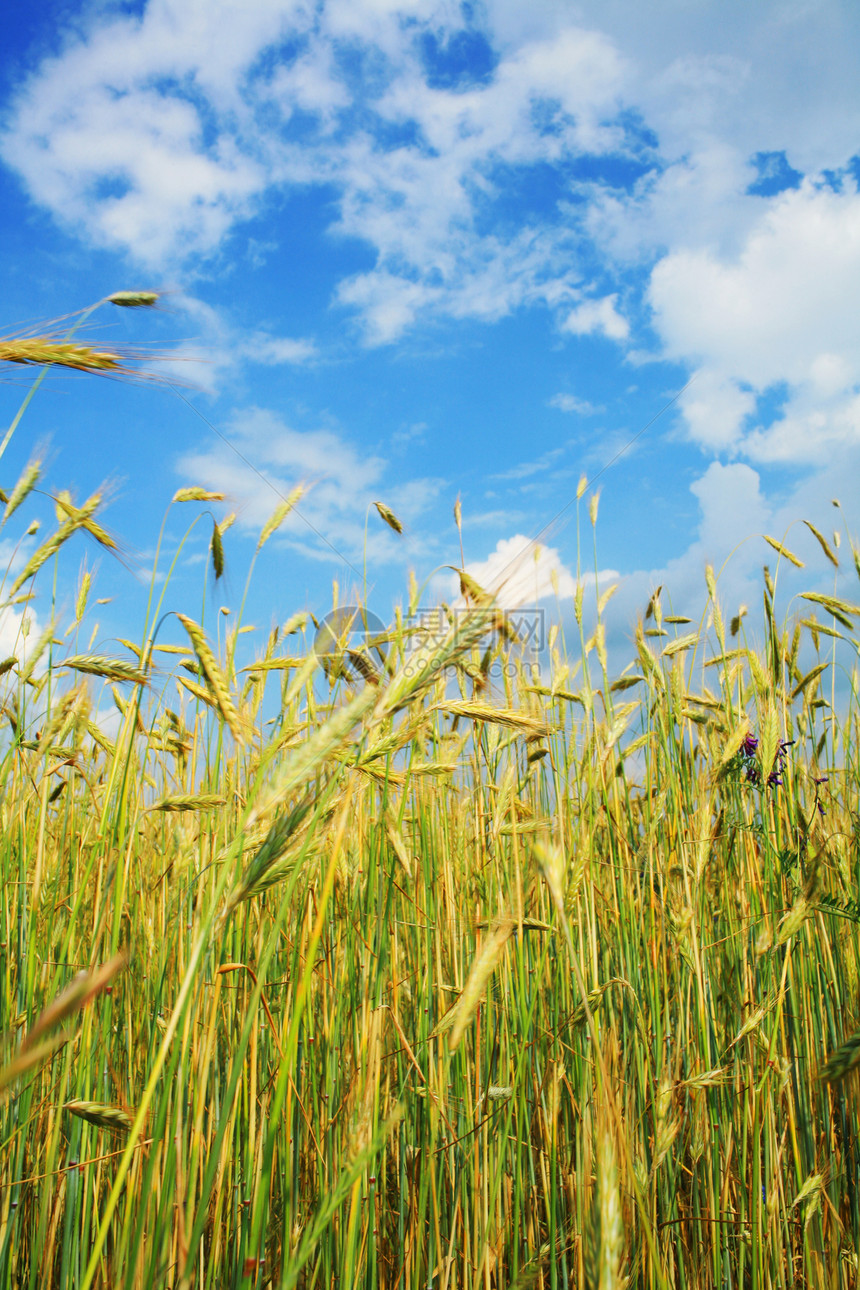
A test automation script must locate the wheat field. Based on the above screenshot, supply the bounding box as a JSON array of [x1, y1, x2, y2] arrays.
[[2, 298, 860, 1289]]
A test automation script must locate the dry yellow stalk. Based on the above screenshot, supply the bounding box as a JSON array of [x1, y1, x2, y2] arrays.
[[791, 662, 829, 699], [54, 493, 118, 552], [9, 492, 103, 597], [597, 1130, 624, 1288], [711, 715, 751, 783], [661, 631, 699, 658], [10, 954, 126, 1077], [801, 591, 860, 621], [75, 571, 92, 622], [431, 700, 549, 736]]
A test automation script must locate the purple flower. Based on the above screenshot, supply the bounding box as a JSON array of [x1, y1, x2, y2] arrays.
[[742, 734, 759, 758]]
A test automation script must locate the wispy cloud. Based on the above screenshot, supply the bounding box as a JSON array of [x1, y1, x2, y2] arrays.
[[549, 393, 602, 416], [240, 333, 318, 365], [390, 421, 428, 448], [156, 294, 318, 392], [174, 404, 444, 565], [490, 446, 568, 482]]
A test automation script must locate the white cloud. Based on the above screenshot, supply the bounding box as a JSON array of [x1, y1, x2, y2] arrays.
[[650, 181, 860, 388], [591, 451, 859, 685], [689, 461, 768, 562], [677, 371, 756, 453], [461, 533, 616, 609], [744, 390, 860, 464], [241, 333, 318, 364], [549, 393, 601, 415], [156, 295, 317, 391], [649, 179, 860, 462], [562, 294, 629, 341], [3, 0, 860, 398], [491, 446, 566, 481], [0, 606, 44, 664], [391, 420, 427, 447], [555, 0, 860, 174], [0, 3, 629, 339]]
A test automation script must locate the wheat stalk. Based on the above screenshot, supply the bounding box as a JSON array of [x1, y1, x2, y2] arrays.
[[147, 794, 227, 812], [107, 291, 159, 308], [3, 458, 42, 525], [61, 655, 149, 685], [176, 613, 244, 744], [0, 340, 127, 373]]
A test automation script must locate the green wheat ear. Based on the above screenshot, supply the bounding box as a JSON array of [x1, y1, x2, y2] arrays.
[[64, 1100, 134, 1132], [818, 1027, 860, 1083]]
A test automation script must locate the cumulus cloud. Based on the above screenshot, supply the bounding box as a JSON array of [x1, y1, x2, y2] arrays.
[[650, 181, 860, 387], [689, 461, 768, 562], [0, 1, 633, 340], [676, 371, 756, 453], [562, 294, 629, 341], [460, 533, 616, 610], [4, 0, 860, 378], [649, 179, 860, 462], [3, 0, 860, 533], [156, 293, 318, 391]]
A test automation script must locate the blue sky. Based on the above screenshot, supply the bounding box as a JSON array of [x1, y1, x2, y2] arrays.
[[1, 0, 860, 677]]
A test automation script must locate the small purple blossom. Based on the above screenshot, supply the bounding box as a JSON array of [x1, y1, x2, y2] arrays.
[[738, 733, 792, 792]]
